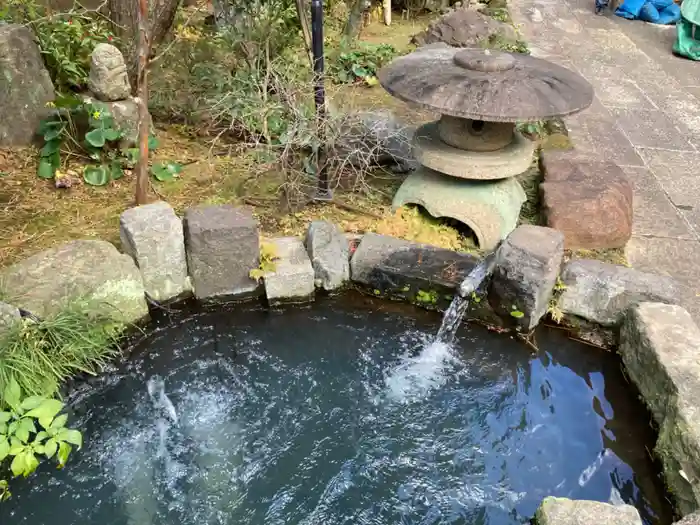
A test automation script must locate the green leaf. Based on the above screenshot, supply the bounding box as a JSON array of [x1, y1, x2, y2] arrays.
[[40, 139, 61, 157], [10, 453, 26, 477], [83, 165, 109, 186], [8, 421, 18, 436], [57, 429, 82, 449], [34, 431, 48, 443], [110, 162, 124, 181], [0, 439, 9, 461], [103, 128, 122, 142], [85, 128, 106, 148], [19, 418, 36, 434], [57, 441, 72, 467], [510, 310, 525, 319], [14, 427, 29, 444], [150, 161, 183, 182], [23, 453, 39, 477], [50, 414, 68, 431], [37, 158, 56, 179], [4, 379, 21, 412], [148, 135, 159, 150], [38, 416, 54, 430], [20, 396, 46, 411], [43, 125, 64, 141], [25, 399, 63, 422], [0, 412, 11, 424], [43, 438, 57, 459]]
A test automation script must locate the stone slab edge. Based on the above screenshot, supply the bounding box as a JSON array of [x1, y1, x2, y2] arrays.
[[620, 303, 700, 516]]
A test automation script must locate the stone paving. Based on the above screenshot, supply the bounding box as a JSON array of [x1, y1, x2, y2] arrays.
[[509, 0, 700, 318]]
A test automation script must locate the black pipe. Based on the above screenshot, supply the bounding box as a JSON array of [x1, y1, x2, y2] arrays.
[[311, 0, 332, 201]]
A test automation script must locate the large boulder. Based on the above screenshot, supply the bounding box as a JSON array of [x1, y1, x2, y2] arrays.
[[263, 237, 315, 306], [488, 225, 564, 331], [0, 24, 55, 146], [541, 151, 633, 249], [87, 43, 131, 102], [0, 302, 21, 336], [411, 8, 517, 48], [558, 259, 679, 326], [305, 221, 350, 292], [120, 201, 192, 303], [0, 240, 148, 324], [677, 513, 700, 525], [620, 303, 700, 515], [184, 204, 260, 301], [331, 110, 417, 174], [534, 497, 643, 525]]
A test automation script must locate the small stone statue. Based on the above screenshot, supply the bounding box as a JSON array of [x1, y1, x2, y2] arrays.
[[87, 43, 131, 102]]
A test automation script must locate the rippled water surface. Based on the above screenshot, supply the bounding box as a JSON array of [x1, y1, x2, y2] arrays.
[[1, 294, 672, 525]]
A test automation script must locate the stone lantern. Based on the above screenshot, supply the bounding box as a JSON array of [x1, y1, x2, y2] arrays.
[[378, 47, 594, 250]]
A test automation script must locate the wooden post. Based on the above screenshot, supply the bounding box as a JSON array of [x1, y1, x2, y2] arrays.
[[383, 0, 391, 25], [134, 0, 150, 205]]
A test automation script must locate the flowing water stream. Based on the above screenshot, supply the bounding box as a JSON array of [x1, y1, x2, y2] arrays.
[[0, 294, 672, 525]]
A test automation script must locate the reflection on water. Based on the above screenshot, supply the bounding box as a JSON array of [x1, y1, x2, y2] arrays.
[[0, 294, 672, 525]]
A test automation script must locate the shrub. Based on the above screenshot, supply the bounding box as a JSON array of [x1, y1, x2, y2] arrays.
[[0, 301, 122, 399], [0, 0, 117, 92], [328, 43, 399, 85], [0, 378, 83, 500]]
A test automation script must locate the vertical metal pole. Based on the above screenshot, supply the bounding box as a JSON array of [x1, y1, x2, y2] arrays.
[[311, 0, 332, 201]]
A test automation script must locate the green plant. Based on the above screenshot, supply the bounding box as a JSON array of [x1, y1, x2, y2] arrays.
[[249, 242, 280, 282], [0, 0, 117, 92], [470, 291, 483, 304], [547, 276, 567, 324], [0, 480, 9, 502], [510, 305, 525, 319], [517, 120, 547, 138], [37, 96, 167, 186], [415, 289, 439, 305], [0, 378, 82, 495], [480, 33, 529, 54], [0, 301, 122, 398], [329, 44, 399, 85]]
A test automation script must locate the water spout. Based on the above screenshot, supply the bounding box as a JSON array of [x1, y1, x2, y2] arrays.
[[436, 247, 500, 344]]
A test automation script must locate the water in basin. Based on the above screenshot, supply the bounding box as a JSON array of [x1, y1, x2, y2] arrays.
[[0, 294, 672, 525]]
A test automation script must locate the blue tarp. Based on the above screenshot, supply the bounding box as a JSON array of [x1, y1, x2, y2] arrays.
[[615, 0, 681, 24]]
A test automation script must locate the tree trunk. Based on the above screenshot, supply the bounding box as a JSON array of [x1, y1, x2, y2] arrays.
[[295, 0, 314, 68], [107, 0, 181, 90], [383, 0, 391, 25], [343, 0, 365, 47], [134, 0, 151, 205]]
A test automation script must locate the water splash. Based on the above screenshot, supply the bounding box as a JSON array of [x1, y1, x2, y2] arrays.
[[147, 375, 179, 425], [384, 340, 458, 403], [436, 250, 499, 344]]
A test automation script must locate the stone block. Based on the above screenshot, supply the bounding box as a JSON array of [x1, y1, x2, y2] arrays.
[[349, 233, 502, 323], [488, 225, 564, 331], [677, 513, 700, 525], [120, 201, 192, 303], [184, 204, 260, 301], [411, 8, 517, 47], [620, 303, 700, 515], [534, 497, 642, 525], [558, 259, 679, 326], [0, 302, 21, 335], [0, 240, 148, 324], [264, 237, 315, 305], [0, 24, 55, 146], [541, 151, 633, 249], [305, 221, 350, 292], [88, 43, 131, 102]]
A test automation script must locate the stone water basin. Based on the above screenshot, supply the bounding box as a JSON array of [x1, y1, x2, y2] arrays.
[[0, 293, 672, 525]]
